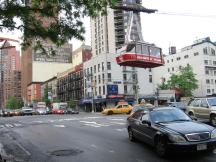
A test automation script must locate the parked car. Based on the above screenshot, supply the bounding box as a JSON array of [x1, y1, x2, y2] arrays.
[[66, 108, 79, 114], [20, 107, 34, 116], [186, 97, 216, 126], [52, 108, 66, 114], [166, 102, 187, 112], [12, 109, 21, 116], [35, 108, 48, 115], [0, 109, 13, 117], [102, 102, 133, 115], [127, 107, 216, 157]]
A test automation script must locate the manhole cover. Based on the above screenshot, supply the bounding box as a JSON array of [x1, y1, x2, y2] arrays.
[[50, 149, 83, 157]]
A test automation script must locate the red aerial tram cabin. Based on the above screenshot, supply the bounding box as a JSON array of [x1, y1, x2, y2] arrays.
[[116, 41, 164, 68]]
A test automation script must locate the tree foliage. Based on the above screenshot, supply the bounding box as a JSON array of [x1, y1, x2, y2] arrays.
[[0, 0, 116, 52], [42, 85, 50, 105], [6, 96, 24, 109], [158, 65, 198, 96], [68, 100, 77, 108]]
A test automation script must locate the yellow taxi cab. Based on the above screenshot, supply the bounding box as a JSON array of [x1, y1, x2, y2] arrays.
[[102, 101, 133, 115]]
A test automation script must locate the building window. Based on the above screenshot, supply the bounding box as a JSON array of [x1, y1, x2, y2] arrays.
[[179, 66, 182, 70], [184, 55, 189, 59], [99, 86, 101, 95], [203, 47, 208, 55], [94, 76, 97, 84], [207, 89, 211, 94], [167, 60, 169, 63], [211, 48, 215, 55], [149, 68, 152, 72], [205, 70, 209, 75], [194, 52, 199, 56], [102, 74, 105, 83], [149, 75, 152, 83], [212, 89, 215, 93], [107, 62, 111, 70], [90, 67, 93, 75], [98, 75, 101, 84], [103, 85, 105, 95], [172, 67, 174, 71], [108, 73, 112, 82], [123, 74, 127, 81], [132, 74, 137, 81], [204, 60, 208, 65], [213, 61, 216, 66], [94, 65, 96, 73], [124, 85, 127, 94], [168, 68, 170, 72], [98, 64, 100, 72], [171, 59, 173, 62], [102, 62, 104, 71], [177, 57, 181, 61], [206, 79, 210, 84]]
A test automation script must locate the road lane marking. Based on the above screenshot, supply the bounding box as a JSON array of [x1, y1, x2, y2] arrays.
[[80, 121, 110, 127], [109, 150, 115, 153], [83, 124, 101, 128], [110, 122, 126, 125], [53, 125, 65, 128], [15, 141, 31, 156], [109, 118, 125, 121], [5, 124, 13, 128], [90, 144, 97, 148], [115, 128, 127, 132], [13, 123, 22, 127]]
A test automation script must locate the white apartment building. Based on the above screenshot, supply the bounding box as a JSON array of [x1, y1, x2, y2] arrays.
[[152, 37, 216, 97], [85, 0, 154, 102]]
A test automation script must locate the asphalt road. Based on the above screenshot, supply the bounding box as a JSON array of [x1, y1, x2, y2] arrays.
[[0, 113, 216, 162]]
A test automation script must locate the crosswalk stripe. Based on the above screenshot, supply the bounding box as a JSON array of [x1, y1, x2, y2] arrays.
[[5, 124, 13, 128]]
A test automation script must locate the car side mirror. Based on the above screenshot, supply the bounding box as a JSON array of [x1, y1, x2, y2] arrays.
[[142, 120, 151, 126]]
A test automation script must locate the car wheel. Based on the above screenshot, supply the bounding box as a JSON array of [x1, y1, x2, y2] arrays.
[[128, 128, 136, 142], [127, 110, 131, 114], [210, 114, 216, 127], [155, 137, 168, 157], [107, 111, 113, 115]]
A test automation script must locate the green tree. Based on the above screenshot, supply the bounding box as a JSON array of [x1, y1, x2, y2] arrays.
[[68, 100, 77, 108], [167, 65, 198, 96], [5, 96, 24, 109], [42, 85, 51, 105], [0, 0, 116, 52]]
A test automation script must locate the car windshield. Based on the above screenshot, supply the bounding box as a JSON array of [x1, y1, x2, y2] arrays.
[[133, 105, 146, 111], [175, 102, 186, 107], [207, 98, 216, 106], [150, 108, 191, 123]]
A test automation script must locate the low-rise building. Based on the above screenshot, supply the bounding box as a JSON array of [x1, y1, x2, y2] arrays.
[[153, 37, 216, 97], [41, 76, 58, 101], [57, 64, 84, 102], [27, 82, 42, 103]]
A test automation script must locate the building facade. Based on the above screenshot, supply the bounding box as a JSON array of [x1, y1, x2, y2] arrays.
[[41, 76, 58, 101], [57, 64, 84, 102], [27, 82, 42, 103], [0, 43, 21, 108], [152, 37, 216, 97], [21, 40, 73, 104], [86, 0, 154, 109]]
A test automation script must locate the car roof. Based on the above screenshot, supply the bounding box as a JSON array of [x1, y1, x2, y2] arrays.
[[139, 107, 178, 113]]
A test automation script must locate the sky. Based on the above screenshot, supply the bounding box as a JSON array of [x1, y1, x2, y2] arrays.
[[1, 0, 216, 54]]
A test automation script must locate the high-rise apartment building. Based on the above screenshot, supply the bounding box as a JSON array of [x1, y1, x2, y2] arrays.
[[84, 0, 154, 110], [0, 43, 21, 107]]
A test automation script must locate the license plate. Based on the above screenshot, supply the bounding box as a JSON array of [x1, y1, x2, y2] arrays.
[[197, 144, 207, 151]]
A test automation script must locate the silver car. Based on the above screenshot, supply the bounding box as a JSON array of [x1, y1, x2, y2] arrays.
[[186, 97, 216, 126]]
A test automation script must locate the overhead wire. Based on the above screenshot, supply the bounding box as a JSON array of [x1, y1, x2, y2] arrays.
[[156, 11, 216, 19]]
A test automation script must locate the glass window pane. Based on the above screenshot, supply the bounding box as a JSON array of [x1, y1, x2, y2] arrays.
[[149, 47, 161, 57], [142, 45, 149, 55], [136, 44, 142, 54]]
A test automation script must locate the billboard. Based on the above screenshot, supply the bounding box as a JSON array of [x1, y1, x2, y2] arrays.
[[107, 85, 118, 95], [33, 42, 72, 63]]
